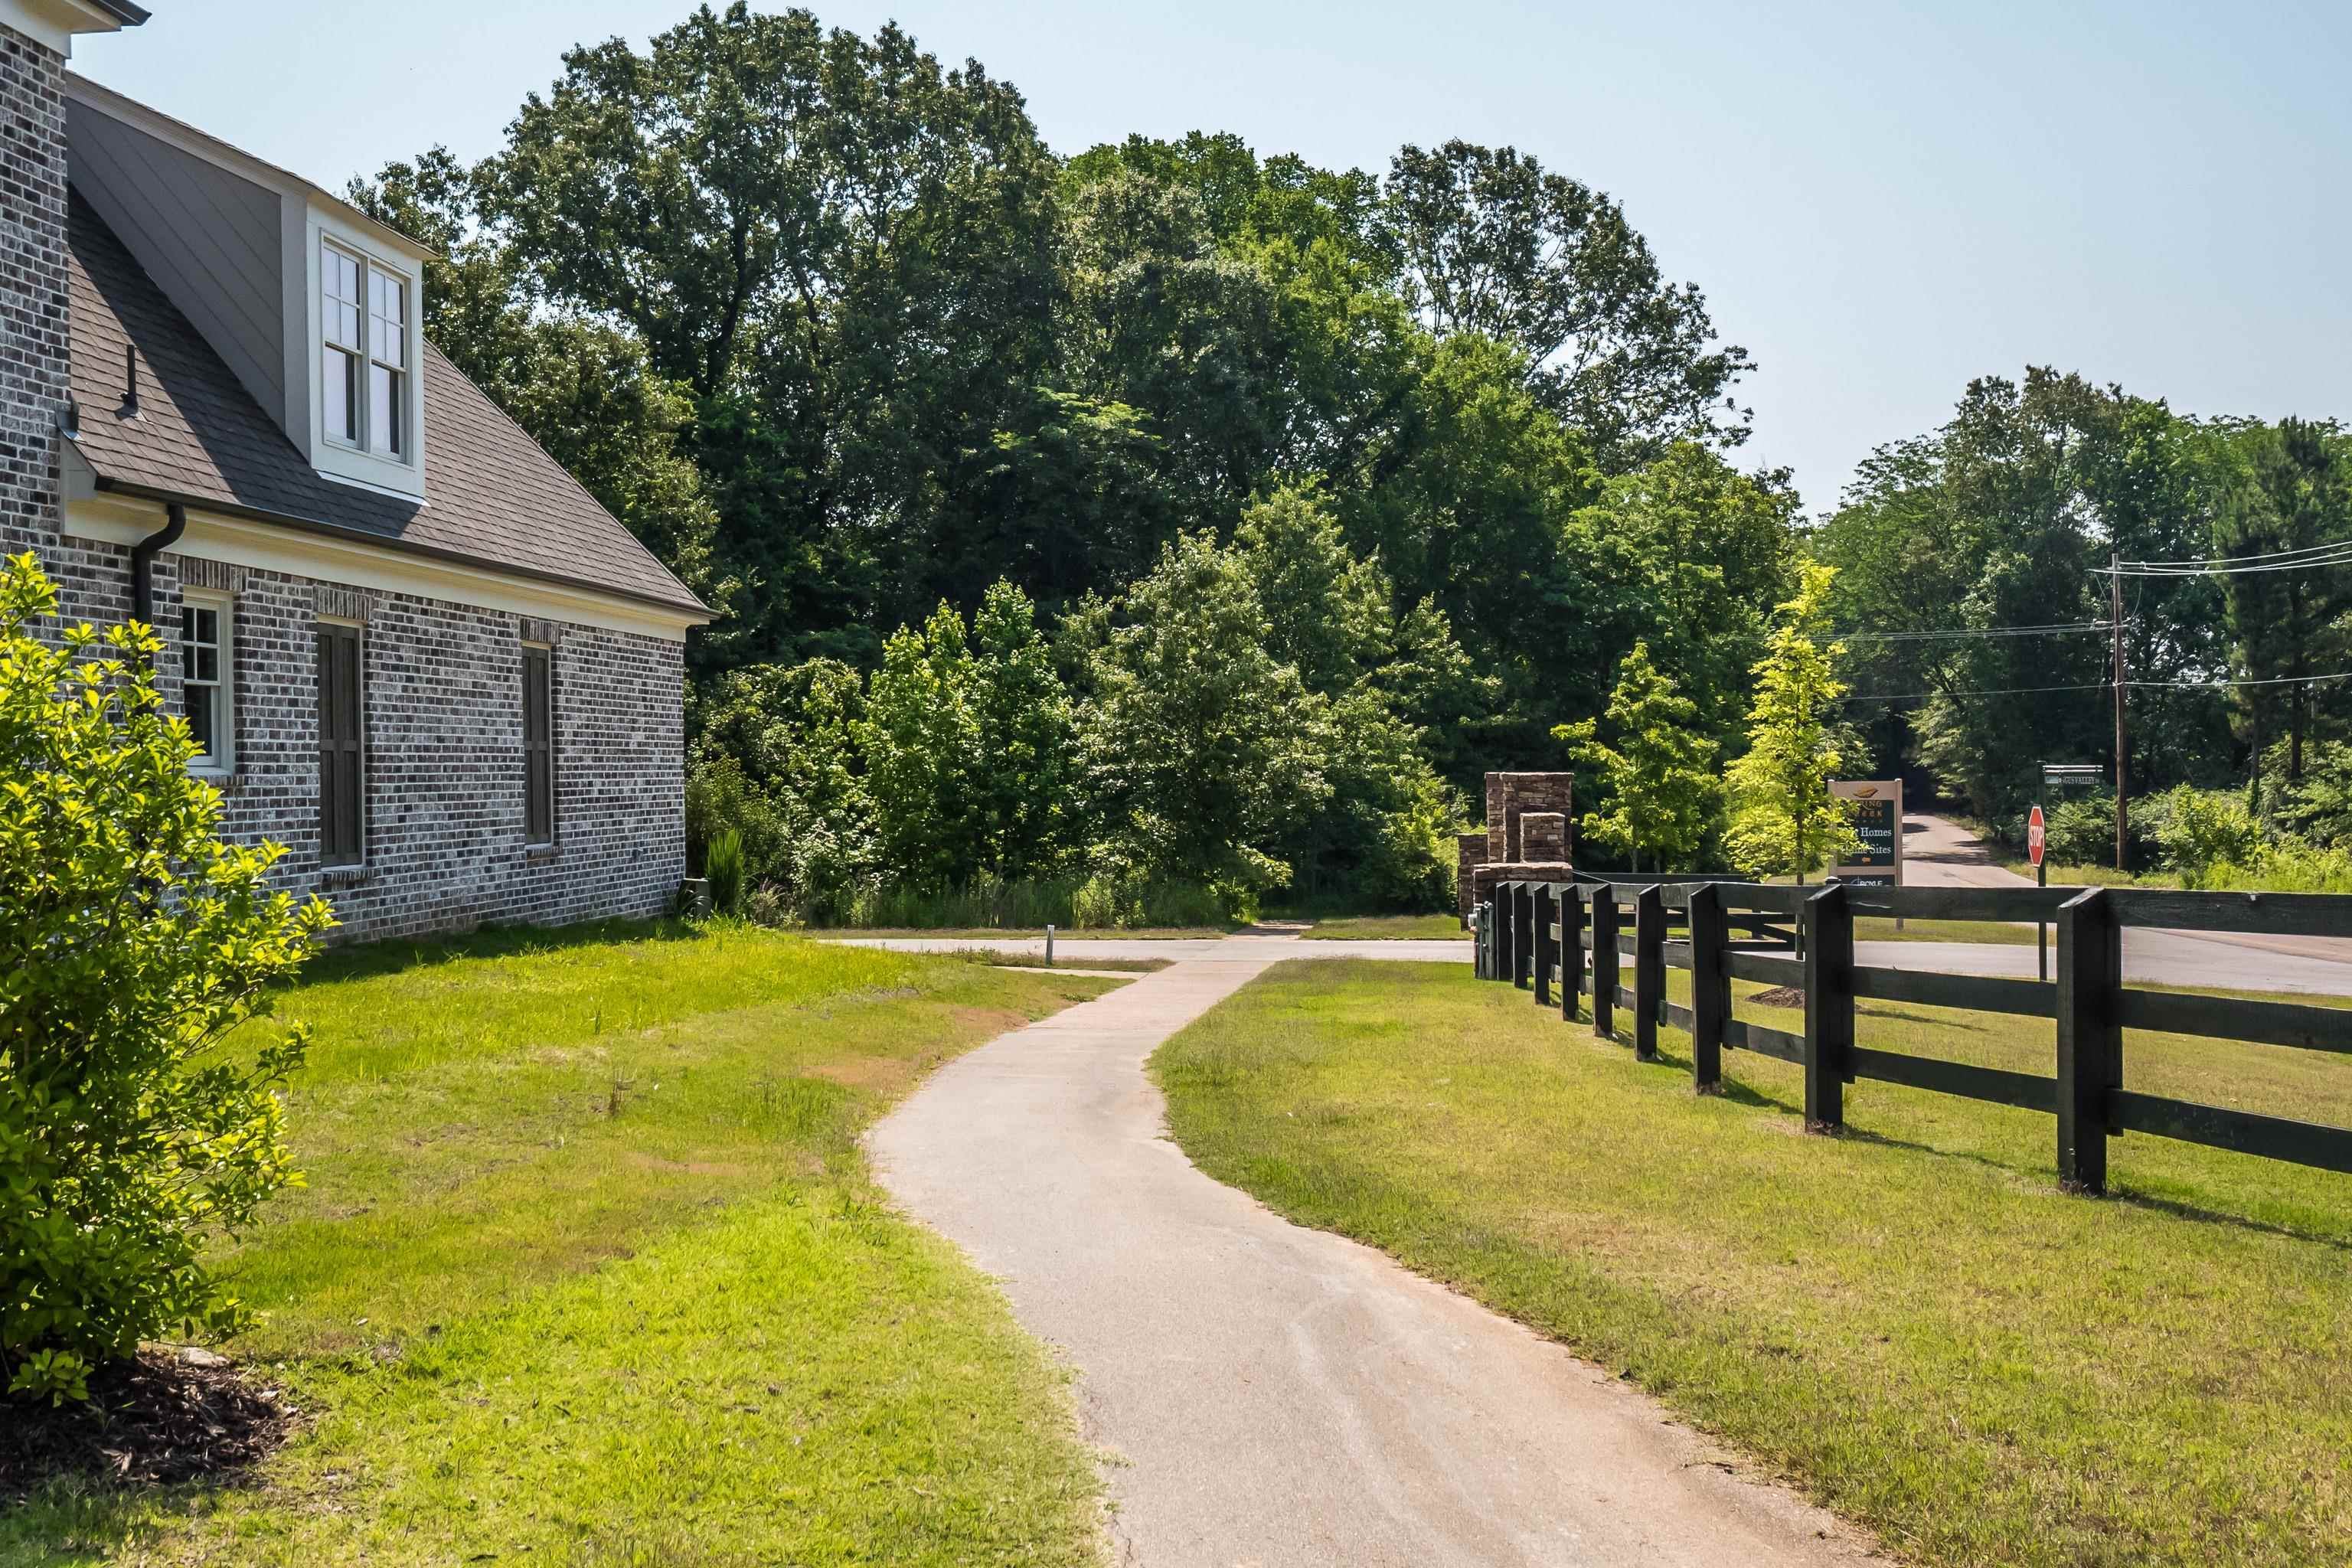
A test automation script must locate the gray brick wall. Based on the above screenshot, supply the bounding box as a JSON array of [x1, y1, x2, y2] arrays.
[[154, 560, 686, 942], [0, 23, 687, 943], [0, 21, 70, 583]]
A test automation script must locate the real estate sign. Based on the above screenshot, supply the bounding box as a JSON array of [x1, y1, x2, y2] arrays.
[[1828, 779, 1903, 889]]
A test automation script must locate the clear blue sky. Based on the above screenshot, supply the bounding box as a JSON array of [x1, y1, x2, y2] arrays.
[[74, 1, 2350, 514]]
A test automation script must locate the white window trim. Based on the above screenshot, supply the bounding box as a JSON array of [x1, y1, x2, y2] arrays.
[[180, 586, 234, 777], [321, 237, 412, 464]]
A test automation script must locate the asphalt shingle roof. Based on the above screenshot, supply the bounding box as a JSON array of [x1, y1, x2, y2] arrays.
[[64, 191, 708, 617]]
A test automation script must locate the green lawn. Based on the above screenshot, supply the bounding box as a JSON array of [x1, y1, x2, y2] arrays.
[[1153, 959, 2352, 1568], [1305, 913, 1465, 939], [812, 926, 1229, 940], [1855, 914, 2039, 945], [7, 921, 1121, 1567]]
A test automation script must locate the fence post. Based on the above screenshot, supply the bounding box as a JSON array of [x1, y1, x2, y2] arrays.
[[1558, 883, 1584, 1022], [2056, 887, 2122, 1194], [1802, 884, 1852, 1131], [1687, 881, 1727, 1093], [1633, 885, 1664, 1061], [1590, 884, 1619, 1039], [1490, 884, 1512, 984], [1513, 882, 1534, 990], [1532, 884, 1556, 1007]]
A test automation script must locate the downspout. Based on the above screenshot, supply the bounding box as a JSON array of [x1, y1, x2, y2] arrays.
[[129, 501, 187, 644]]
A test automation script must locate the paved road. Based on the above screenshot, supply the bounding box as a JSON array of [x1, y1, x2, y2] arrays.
[[870, 952, 1871, 1567], [1901, 812, 2352, 995]]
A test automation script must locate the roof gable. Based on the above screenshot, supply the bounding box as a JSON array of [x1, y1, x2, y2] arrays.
[[64, 191, 707, 619]]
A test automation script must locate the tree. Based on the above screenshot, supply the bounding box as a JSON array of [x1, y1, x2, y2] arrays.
[[687, 658, 873, 916], [0, 556, 332, 1405], [1724, 562, 1863, 882], [2214, 417, 2352, 805], [1565, 443, 1798, 746], [1377, 139, 1753, 465], [480, 4, 1065, 665], [1553, 642, 1720, 874], [1816, 370, 2233, 822], [1059, 171, 1294, 530], [1080, 533, 1328, 893], [1233, 485, 1465, 906], [1341, 332, 1606, 784], [857, 603, 985, 892], [967, 582, 1079, 880]]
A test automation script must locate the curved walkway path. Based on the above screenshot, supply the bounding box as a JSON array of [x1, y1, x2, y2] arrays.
[[867, 939, 1873, 1567]]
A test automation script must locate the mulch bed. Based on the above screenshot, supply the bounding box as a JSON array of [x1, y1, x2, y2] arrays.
[[2, 1348, 295, 1500]]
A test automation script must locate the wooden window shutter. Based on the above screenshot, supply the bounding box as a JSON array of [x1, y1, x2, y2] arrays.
[[523, 645, 554, 845], [316, 624, 364, 866]]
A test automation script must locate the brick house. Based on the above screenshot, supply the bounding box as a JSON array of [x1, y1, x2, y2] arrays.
[[0, 2, 710, 939]]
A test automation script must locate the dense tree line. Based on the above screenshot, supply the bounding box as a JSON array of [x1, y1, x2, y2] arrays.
[[348, 3, 2350, 906], [1819, 370, 2352, 854], [347, 2, 1800, 912]]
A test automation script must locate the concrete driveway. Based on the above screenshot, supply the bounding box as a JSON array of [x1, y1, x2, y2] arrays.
[[868, 946, 1873, 1567]]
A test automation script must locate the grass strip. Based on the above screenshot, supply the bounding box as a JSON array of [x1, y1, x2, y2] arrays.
[[1302, 913, 1467, 940]]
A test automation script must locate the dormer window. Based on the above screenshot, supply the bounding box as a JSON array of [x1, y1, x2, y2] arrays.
[[368, 270, 407, 457], [322, 240, 409, 460]]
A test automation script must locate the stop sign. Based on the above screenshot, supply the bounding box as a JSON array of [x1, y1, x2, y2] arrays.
[[2027, 804, 2047, 867]]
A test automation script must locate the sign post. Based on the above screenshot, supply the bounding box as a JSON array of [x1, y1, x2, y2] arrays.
[[1829, 779, 1904, 928], [2027, 804, 2048, 982]]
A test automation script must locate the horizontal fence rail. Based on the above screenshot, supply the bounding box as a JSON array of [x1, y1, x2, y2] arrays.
[[1472, 876, 2352, 1195]]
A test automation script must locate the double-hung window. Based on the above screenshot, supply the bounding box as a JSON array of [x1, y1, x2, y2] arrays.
[[180, 594, 230, 772], [322, 240, 408, 459]]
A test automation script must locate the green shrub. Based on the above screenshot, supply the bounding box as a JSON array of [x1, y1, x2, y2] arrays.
[[2153, 786, 2266, 883], [703, 828, 746, 914], [684, 755, 790, 890], [0, 554, 332, 1403], [2042, 796, 2117, 865], [2195, 840, 2352, 895]]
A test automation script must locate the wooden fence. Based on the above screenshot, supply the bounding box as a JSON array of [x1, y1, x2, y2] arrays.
[[1471, 877, 2352, 1194]]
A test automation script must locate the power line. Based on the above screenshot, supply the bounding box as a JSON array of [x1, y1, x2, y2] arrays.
[[2113, 539, 2352, 571], [1836, 621, 2111, 644], [1839, 668, 2352, 705], [2102, 544, 2352, 578]]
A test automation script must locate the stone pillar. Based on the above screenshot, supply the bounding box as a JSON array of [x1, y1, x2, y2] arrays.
[[1483, 772, 1576, 865], [1455, 831, 1488, 927], [1521, 812, 1567, 864]]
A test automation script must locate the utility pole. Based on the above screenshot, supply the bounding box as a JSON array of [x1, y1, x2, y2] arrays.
[[2111, 551, 2127, 872]]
